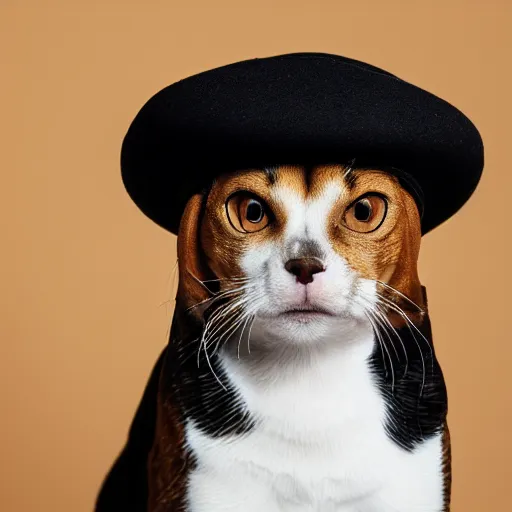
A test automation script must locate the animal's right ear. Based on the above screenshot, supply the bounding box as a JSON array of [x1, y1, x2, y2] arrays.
[[176, 193, 212, 318]]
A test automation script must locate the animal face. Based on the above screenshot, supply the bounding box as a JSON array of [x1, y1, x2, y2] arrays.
[[178, 164, 424, 349]]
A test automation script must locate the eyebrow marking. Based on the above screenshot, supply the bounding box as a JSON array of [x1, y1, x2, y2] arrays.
[[342, 158, 358, 190], [263, 166, 279, 185]]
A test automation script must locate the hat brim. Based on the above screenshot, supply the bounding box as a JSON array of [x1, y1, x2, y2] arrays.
[[121, 52, 484, 235]]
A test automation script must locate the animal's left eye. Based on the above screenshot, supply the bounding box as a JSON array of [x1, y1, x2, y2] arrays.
[[343, 194, 387, 233], [226, 193, 271, 233]]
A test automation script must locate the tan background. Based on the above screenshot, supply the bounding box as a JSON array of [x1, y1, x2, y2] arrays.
[[1, 1, 510, 511]]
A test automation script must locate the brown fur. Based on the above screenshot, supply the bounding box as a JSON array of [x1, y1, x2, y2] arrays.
[[442, 422, 452, 512], [176, 193, 212, 316], [147, 366, 190, 512]]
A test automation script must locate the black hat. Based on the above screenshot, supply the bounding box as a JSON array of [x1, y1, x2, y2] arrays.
[[121, 52, 484, 235]]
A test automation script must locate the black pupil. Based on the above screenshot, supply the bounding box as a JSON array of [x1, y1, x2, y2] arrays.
[[354, 199, 372, 222], [246, 200, 264, 223]]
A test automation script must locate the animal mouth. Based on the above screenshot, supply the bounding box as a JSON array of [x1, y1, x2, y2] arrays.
[[280, 306, 334, 318]]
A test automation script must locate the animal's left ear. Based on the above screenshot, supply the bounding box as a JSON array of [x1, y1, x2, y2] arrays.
[[176, 193, 212, 318]]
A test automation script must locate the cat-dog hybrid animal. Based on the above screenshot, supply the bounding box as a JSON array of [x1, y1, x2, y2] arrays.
[[98, 163, 450, 512], [96, 52, 484, 512]]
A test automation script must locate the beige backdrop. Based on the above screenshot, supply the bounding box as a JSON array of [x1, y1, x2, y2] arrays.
[[1, 1, 510, 511]]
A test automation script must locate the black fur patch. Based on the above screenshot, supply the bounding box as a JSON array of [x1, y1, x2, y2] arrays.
[[263, 166, 279, 185], [368, 314, 448, 451], [163, 304, 256, 438]]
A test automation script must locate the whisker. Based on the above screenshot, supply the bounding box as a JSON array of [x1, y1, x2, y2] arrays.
[[376, 293, 431, 397], [187, 283, 253, 312], [192, 318, 228, 390], [372, 305, 409, 379], [363, 308, 395, 392], [200, 276, 249, 284], [246, 312, 256, 355], [193, 282, 264, 388], [186, 268, 216, 295], [377, 293, 432, 357], [371, 310, 401, 362], [354, 294, 388, 373], [354, 296, 387, 376], [170, 258, 179, 294], [203, 283, 256, 318], [196, 288, 254, 369], [237, 313, 253, 360], [202, 296, 245, 333], [159, 260, 179, 309], [376, 280, 424, 313], [200, 307, 239, 391], [208, 293, 265, 355], [203, 346, 227, 391], [203, 295, 252, 342], [206, 303, 248, 353]]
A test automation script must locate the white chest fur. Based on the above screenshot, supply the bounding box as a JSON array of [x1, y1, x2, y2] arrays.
[[184, 328, 444, 512]]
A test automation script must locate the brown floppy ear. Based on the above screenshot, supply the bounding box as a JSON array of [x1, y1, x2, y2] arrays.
[[176, 193, 212, 317]]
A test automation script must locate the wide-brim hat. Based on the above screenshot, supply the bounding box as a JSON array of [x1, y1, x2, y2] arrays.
[[121, 52, 484, 235]]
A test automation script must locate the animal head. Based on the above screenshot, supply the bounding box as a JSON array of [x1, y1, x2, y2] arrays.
[[177, 164, 426, 351]]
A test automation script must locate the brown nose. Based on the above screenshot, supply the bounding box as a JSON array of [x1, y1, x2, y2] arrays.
[[285, 257, 326, 285]]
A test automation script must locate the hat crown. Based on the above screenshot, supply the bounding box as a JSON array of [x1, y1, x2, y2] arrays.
[[121, 52, 484, 235]]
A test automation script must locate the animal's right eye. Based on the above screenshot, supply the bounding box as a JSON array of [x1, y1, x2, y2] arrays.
[[226, 192, 271, 233], [343, 193, 387, 233]]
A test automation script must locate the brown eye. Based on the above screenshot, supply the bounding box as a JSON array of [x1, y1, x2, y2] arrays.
[[343, 194, 387, 233], [226, 193, 271, 233]]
